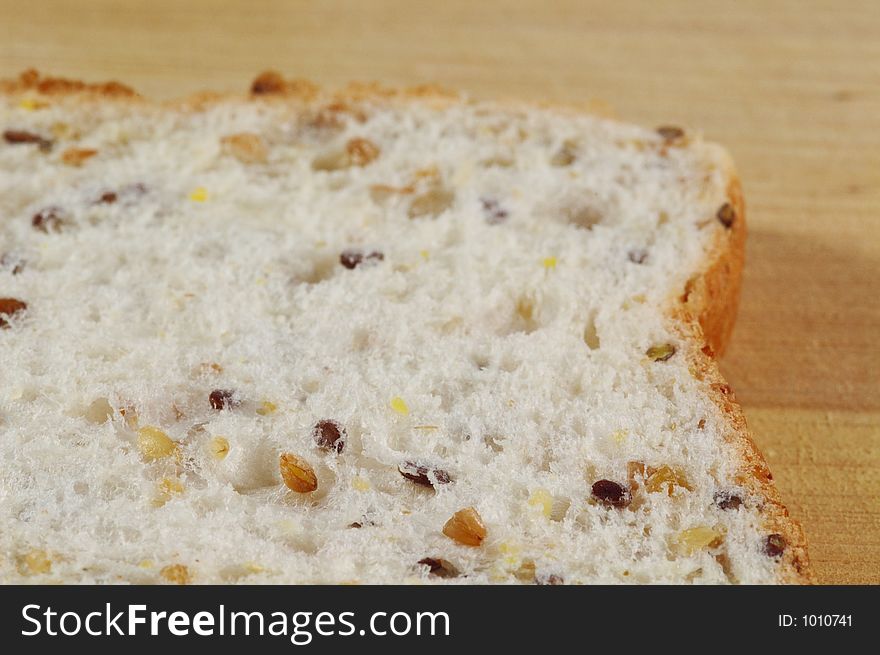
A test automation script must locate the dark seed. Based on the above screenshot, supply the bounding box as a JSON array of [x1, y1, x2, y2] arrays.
[[714, 491, 743, 510], [340, 250, 362, 269], [0, 297, 28, 328], [3, 129, 53, 151], [209, 389, 239, 411], [340, 249, 384, 270], [313, 419, 346, 454], [4, 129, 41, 144], [349, 514, 375, 529], [591, 479, 631, 508], [97, 183, 148, 205], [656, 126, 685, 141], [537, 574, 564, 585], [398, 461, 452, 488], [480, 197, 509, 225], [716, 202, 736, 229], [251, 71, 285, 95], [32, 207, 68, 233], [712, 383, 733, 397], [418, 557, 459, 578], [764, 533, 786, 558], [419, 557, 440, 571], [628, 249, 648, 264]]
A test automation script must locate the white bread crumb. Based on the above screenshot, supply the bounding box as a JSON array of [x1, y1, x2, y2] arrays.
[[0, 84, 786, 584]]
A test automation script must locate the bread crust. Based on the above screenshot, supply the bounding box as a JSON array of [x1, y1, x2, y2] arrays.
[[675, 174, 814, 583], [680, 177, 745, 359], [0, 68, 139, 98], [1, 69, 813, 583]]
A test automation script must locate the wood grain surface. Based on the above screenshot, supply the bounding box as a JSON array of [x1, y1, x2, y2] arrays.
[[1, 0, 877, 584]]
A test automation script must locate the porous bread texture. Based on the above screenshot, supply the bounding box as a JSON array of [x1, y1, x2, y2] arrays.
[[0, 72, 810, 584]]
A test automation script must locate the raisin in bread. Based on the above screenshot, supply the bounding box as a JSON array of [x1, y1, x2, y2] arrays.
[[0, 70, 811, 584]]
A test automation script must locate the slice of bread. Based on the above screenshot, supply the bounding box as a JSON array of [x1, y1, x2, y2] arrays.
[[0, 70, 811, 584]]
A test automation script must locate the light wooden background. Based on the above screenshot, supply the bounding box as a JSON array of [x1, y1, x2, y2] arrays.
[[1, 0, 877, 584]]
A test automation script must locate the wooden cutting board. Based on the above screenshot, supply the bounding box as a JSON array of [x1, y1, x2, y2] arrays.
[[1, 0, 877, 584]]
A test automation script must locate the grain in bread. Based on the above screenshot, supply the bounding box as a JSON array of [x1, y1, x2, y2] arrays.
[[0, 70, 811, 583]]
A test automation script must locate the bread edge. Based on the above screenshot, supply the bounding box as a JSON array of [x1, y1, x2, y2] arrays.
[[1, 69, 814, 584], [676, 169, 814, 584]]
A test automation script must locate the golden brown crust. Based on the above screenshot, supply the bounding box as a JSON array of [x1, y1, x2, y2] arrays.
[[1, 68, 813, 583], [674, 173, 814, 584], [0, 69, 139, 98], [681, 176, 746, 358], [687, 344, 814, 583], [250, 70, 319, 99], [246, 69, 459, 106]]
